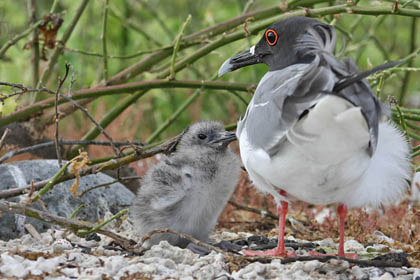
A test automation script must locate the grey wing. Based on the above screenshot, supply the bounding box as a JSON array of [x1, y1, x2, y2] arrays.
[[241, 55, 335, 157], [136, 157, 188, 212]]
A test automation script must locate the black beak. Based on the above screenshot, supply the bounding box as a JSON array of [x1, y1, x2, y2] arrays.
[[209, 131, 237, 146], [218, 46, 261, 76]]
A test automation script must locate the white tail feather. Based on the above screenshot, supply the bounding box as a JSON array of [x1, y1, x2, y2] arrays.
[[346, 121, 411, 208]]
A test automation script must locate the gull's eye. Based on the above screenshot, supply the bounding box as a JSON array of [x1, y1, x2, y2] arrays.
[[198, 133, 207, 140], [265, 29, 278, 46]]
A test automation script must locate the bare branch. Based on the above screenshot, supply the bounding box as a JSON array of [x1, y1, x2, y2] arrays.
[[228, 200, 279, 220], [0, 128, 9, 150]]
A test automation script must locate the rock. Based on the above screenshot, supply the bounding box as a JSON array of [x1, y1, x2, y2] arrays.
[[352, 266, 368, 280], [0, 160, 135, 240], [303, 260, 321, 273], [0, 225, 417, 279], [378, 272, 393, 280], [344, 239, 364, 253], [52, 239, 73, 252], [317, 237, 336, 248]]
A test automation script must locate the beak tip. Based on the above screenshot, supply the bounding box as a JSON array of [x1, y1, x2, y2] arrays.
[[218, 59, 233, 77]]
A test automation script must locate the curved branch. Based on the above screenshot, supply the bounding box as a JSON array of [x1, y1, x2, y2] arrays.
[[0, 80, 254, 128]]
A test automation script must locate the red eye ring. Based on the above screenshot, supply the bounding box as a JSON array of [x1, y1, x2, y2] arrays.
[[265, 29, 278, 46]]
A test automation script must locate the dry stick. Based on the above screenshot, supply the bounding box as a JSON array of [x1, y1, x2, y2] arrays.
[[55, 64, 71, 167], [0, 134, 182, 199], [38, 0, 90, 86], [0, 200, 135, 249], [0, 128, 9, 150], [101, 0, 110, 81], [78, 176, 141, 198], [169, 14, 192, 80], [57, 92, 120, 157], [228, 200, 279, 220]]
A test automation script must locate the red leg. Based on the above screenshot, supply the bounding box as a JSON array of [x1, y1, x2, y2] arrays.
[[242, 199, 295, 257], [337, 204, 347, 257], [310, 204, 357, 259]]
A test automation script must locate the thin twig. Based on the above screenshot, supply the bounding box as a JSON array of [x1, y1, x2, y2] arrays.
[[64, 46, 162, 59], [101, 0, 110, 81], [69, 204, 85, 219], [147, 72, 218, 143], [229, 200, 279, 220], [78, 176, 140, 198], [0, 140, 144, 164], [57, 92, 120, 157], [78, 208, 128, 236], [55, 64, 71, 167], [169, 14, 192, 80], [0, 128, 9, 150], [30, 161, 71, 203], [0, 200, 135, 249]]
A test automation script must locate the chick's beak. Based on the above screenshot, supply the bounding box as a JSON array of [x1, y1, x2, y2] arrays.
[[218, 45, 261, 76], [209, 131, 237, 146]]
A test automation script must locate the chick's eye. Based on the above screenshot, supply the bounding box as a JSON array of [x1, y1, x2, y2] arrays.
[[265, 29, 278, 46], [198, 133, 207, 140]]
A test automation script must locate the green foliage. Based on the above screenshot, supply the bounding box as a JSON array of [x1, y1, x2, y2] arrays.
[[0, 0, 420, 150]]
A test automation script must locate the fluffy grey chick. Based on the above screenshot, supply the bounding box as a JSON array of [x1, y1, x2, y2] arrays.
[[131, 121, 240, 248]]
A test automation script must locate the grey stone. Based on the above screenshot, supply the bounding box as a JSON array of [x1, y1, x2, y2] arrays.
[[0, 160, 135, 240]]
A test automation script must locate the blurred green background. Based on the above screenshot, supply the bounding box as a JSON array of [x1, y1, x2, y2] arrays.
[[0, 0, 419, 156]]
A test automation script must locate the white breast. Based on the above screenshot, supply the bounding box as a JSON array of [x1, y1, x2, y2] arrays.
[[238, 95, 410, 207]]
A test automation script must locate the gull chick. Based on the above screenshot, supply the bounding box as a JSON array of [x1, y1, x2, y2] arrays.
[[219, 16, 411, 257], [131, 121, 240, 248]]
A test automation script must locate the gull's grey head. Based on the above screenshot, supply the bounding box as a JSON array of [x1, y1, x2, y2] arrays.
[[178, 121, 236, 151], [218, 16, 336, 75]]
